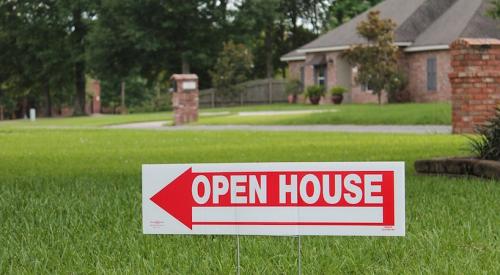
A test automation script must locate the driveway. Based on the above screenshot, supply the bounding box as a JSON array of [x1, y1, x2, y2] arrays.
[[107, 121, 452, 134]]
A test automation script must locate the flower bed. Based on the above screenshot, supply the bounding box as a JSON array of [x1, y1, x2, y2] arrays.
[[415, 158, 500, 180]]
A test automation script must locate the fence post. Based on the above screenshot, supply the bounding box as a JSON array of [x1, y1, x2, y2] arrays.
[[268, 78, 273, 104], [211, 90, 215, 108]]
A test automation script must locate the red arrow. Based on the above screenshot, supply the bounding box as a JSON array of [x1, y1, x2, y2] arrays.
[[150, 168, 394, 230], [150, 168, 194, 229]]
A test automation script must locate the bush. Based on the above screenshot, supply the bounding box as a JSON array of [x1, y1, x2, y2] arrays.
[[285, 79, 302, 95], [305, 85, 326, 98], [469, 107, 500, 161], [330, 86, 348, 95], [387, 71, 409, 103], [128, 93, 172, 113], [210, 41, 253, 101]]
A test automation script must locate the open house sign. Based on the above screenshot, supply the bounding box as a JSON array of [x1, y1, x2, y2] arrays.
[[143, 162, 405, 236]]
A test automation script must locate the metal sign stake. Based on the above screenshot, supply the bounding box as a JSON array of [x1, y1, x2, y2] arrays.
[[298, 235, 302, 275], [236, 235, 241, 275]]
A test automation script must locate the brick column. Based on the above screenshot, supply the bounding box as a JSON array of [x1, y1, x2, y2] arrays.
[[170, 74, 199, 125], [91, 80, 101, 114], [449, 38, 500, 134]]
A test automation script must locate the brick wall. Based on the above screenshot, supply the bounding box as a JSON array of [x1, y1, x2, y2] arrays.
[[303, 54, 315, 89], [406, 50, 452, 103], [323, 52, 338, 104], [449, 38, 500, 134], [350, 67, 389, 104], [287, 61, 303, 80]]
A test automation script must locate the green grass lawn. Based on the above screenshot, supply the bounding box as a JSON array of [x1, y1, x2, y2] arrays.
[[0, 111, 171, 128], [197, 103, 451, 126], [0, 103, 451, 129], [1, 126, 498, 274]]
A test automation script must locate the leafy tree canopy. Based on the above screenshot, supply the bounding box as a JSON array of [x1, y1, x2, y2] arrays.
[[210, 41, 253, 100], [343, 10, 400, 104], [489, 0, 500, 19]]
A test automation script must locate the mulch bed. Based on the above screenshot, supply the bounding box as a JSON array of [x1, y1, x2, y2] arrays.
[[415, 158, 500, 180]]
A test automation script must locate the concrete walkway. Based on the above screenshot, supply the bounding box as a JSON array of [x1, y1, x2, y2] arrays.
[[107, 121, 452, 134]]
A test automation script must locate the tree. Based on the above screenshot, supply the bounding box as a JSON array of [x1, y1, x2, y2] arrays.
[[89, 0, 228, 89], [233, 0, 322, 79], [0, 0, 73, 117], [58, 0, 99, 116], [343, 10, 400, 105], [233, 0, 282, 79], [0, 0, 389, 116], [301, 0, 332, 34], [325, 0, 383, 29], [88, 0, 142, 114], [489, 0, 500, 19], [0, 0, 99, 117], [210, 42, 253, 101]]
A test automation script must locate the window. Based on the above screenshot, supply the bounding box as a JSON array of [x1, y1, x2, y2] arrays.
[[361, 83, 374, 93], [427, 57, 437, 91], [314, 65, 326, 86]]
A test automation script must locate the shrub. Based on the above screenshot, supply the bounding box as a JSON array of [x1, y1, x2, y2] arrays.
[[386, 71, 409, 102], [469, 107, 500, 161], [305, 85, 326, 99], [285, 79, 303, 95], [210, 41, 253, 101], [330, 86, 348, 95]]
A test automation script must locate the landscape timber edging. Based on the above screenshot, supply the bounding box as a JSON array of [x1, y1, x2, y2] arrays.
[[415, 158, 500, 180]]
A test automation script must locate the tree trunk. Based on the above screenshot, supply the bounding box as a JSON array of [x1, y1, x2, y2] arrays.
[[74, 61, 86, 115], [0, 105, 4, 121], [45, 83, 52, 117], [182, 55, 190, 74], [72, 8, 87, 116], [22, 97, 28, 119], [121, 80, 127, 114], [377, 92, 382, 105], [265, 25, 274, 78]]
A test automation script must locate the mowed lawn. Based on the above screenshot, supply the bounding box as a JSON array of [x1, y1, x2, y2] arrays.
[[1, 126, 498, 274], [0, 103, 451, 129], [196, 103, 451, 126], [0, 111, 171, 128]]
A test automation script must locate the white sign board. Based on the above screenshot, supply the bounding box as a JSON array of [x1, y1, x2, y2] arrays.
[[143, 162, 405, 236], [182, 81, 197, 90]]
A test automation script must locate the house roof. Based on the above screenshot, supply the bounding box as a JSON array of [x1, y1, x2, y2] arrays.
[[407, 0, 500, 51], [280, 50, 306, 62], [283, 0, 500, 59]]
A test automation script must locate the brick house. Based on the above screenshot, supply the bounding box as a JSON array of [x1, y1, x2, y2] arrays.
[[281, 0, 500, 104]]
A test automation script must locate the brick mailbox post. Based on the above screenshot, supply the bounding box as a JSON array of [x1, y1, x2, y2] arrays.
[[170, 74, 199, 126], [449, 39, 500, 134]]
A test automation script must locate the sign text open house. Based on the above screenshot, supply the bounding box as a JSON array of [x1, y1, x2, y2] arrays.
[[143, 162, 405, 236]]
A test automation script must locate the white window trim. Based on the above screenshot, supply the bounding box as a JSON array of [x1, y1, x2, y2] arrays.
[[405, 45, 449, 53], [280, 56, 306, 62], [297, 42, 413, 54]]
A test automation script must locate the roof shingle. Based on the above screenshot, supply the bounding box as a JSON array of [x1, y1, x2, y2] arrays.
[[283, 0, 500, 58]]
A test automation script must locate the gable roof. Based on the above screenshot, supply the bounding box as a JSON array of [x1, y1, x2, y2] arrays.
[[282, 0, 500, 61], [407, 0, 500, 51], [281, 50, 306, 62]]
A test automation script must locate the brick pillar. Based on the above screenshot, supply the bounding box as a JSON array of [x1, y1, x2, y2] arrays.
[[170, 74, 199, 125], [91, 80, 101, 114], [449, 39, 500, 134]]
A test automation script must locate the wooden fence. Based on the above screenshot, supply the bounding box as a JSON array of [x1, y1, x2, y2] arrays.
[[199, 79, 288, 108]]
